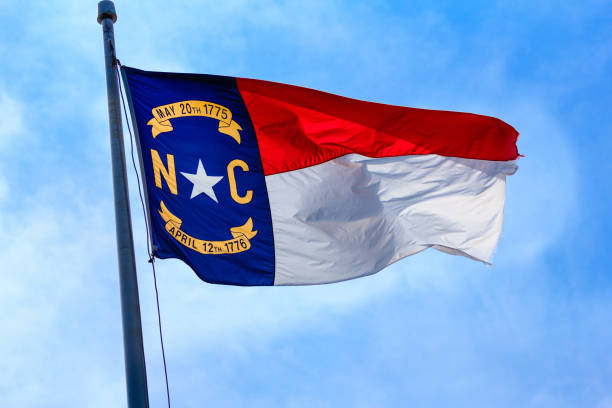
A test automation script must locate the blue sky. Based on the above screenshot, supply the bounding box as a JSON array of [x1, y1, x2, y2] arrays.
[[1, 0, 611, 407]]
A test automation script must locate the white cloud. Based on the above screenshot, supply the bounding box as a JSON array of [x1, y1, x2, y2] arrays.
[[0, 92, 24, 151], [0, 177, 123, 407], [497, 100, 578, 265], [0, 91, 25, 205], [0, 173, 7, 202]]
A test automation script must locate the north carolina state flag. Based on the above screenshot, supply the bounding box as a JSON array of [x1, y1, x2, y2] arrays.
[[122, 67, 519, 286]]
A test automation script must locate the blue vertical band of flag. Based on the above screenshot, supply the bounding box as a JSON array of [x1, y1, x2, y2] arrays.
[[123, 67, 275, 286]]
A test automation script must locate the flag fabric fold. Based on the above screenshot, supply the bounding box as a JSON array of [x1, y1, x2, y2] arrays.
[[122, 66, 519, 286]]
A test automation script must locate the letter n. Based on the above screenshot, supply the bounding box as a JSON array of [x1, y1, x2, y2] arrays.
[[151, 149, 178, 195]]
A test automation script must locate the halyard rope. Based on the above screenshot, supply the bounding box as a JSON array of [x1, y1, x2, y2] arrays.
[[115, 61, 172, 408]]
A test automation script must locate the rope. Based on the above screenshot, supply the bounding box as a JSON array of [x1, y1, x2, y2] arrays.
[[115, 61, 172, 408]]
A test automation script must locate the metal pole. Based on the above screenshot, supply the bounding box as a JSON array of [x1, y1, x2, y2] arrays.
[[97, 2, 150, 407]]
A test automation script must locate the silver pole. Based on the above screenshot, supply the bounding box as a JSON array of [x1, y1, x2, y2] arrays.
[[97, 2, 150, 407]]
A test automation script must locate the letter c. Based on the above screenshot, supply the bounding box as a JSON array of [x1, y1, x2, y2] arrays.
[[227, 159, 253, 204]]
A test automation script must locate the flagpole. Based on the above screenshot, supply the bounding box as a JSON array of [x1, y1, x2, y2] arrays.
[[97, 2, 150, 407]]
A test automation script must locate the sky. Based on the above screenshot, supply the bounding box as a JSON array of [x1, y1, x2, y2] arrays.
[[0, 0, 611, 407]]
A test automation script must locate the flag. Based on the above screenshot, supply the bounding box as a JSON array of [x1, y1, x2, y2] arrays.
[[121, 67, 519, 286]]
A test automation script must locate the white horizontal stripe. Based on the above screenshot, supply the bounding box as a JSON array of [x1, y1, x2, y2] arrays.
[[265, 154, 517, 285]]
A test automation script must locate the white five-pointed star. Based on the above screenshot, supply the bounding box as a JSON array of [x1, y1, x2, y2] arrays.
[[180, 159, 224, 202]]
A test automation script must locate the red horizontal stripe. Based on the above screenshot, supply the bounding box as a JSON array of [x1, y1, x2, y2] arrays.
[[237, 78, 519, 176]]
